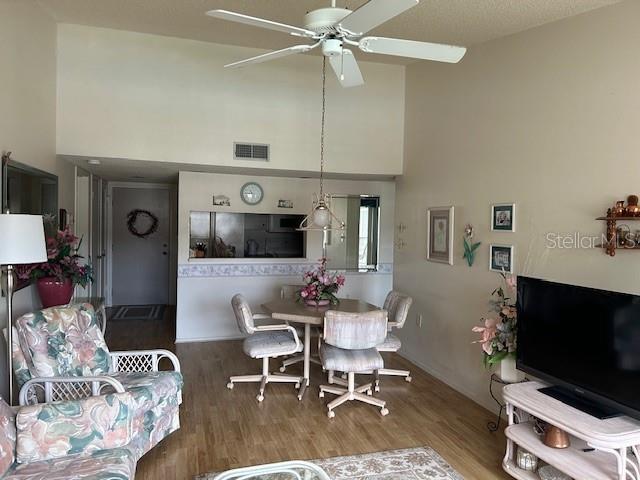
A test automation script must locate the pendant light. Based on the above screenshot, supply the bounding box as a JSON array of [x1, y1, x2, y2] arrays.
[[299, 57, 345, 232]]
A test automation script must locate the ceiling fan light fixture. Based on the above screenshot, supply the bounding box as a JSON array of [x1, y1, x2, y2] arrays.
[[322, 38, 343, 57]]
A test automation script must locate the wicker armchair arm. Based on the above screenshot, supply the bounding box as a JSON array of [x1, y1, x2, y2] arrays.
[[19, 376, 125, 406], [110, 349, 181, 373]]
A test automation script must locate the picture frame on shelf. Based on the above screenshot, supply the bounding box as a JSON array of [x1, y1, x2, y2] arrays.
[[489, 244, 514, 273], [427, 206, 454, 265], [491, 203, 516, 232]]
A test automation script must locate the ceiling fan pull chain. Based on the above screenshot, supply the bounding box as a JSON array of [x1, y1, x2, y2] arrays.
[[340, 48, 345, 81]]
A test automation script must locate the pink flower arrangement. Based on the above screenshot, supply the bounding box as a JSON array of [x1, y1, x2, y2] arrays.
[[298, 258, 345, 305], [17, 226, 93, 288], [472, 272, 517, 367]]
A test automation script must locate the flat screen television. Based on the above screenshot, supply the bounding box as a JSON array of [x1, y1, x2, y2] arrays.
[[517, 276, 640, 420]]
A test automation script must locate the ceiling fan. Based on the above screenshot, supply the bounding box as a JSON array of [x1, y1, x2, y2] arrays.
[[206, 0, 466, 88]]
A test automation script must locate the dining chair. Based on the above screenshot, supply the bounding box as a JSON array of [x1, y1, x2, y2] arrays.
[[373, 291, 413, 391], [278, 285, 322, 373], [227, 294, 303, 402], [318, 309, 389, 418]]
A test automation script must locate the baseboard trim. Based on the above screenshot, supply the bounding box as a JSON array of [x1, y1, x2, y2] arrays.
[[175, 334, 244, 344], [397, 349, 495, 413]]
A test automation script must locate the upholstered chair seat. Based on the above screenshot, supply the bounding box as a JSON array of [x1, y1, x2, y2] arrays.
[[320, 344, 383, 373], [244, 331, 304, 358], [227, 294, 303, 402], [376, 333, 402, 352]]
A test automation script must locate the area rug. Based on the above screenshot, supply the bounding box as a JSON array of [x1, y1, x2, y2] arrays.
[[196, 446, 464, 479], [110, 305, 165, 321]]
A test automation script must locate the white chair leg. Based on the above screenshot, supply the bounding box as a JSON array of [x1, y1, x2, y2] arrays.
[[319, 385, 345, 398], [280, 354, 304, 371], [319, 372, 388, 417], [280, 354, 321, 372], [376, 368, 413, 392], [228, 375, 263, 384], [228, 356, 301, 400], [327, 392, 351, 411]]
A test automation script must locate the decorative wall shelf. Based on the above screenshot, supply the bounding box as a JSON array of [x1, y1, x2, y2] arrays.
[[502, 381, 640, 480], [597, 209, 640, 256]]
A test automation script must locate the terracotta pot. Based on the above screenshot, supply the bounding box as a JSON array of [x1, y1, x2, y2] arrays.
[[36, 277, 74, 308], [305, 299, 331, 307]]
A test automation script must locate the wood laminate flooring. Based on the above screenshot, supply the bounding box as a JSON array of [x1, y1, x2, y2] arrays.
[[105, 308, 510, 480]]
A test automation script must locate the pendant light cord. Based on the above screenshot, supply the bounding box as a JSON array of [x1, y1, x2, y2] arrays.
[[319, 56, 326, 199]]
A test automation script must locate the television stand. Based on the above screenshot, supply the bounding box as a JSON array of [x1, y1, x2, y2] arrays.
[[502, 381, 640, 480], [539, 385, 622, 420]]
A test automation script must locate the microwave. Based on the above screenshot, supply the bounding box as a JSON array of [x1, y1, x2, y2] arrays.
[[268, 215, 302, 233]]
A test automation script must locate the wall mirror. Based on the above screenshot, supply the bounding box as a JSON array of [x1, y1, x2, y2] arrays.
[[189, 212, 306, 259], [1, 154, 58, 232], [1, 153, 59, 291], [324, 195, 380, 272]]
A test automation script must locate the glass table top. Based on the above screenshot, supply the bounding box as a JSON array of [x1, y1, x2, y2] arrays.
[[213, 461, 330, 480]]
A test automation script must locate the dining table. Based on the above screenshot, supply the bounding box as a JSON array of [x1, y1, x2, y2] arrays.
[[261, 298, 381, 400]]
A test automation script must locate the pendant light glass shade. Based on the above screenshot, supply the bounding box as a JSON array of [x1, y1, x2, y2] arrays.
[[312, 205, 331, 228]]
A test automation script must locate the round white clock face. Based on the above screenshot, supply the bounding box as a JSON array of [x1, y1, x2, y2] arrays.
[[240, 182, 264, 205]]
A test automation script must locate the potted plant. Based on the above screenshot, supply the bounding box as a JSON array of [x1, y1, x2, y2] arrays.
[[297, 258, 345, 307], [19, 227, 93, 308], [472, 272, 521, 382]]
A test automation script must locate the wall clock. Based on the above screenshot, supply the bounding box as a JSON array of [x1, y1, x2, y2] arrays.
[[240, 182, 264, 205]]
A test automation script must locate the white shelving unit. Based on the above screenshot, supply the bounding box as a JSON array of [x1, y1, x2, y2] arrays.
[[503, 381, 640, 480]]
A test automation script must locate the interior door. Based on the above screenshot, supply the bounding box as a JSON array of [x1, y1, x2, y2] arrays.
[[74, 168, 91, 298], [111, 185, 170, 305], [90, 176, 104, 298]]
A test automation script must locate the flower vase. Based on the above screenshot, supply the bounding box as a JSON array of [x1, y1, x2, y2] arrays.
[[37, 277, 74, 308], [497, 356, 522, 383], [305, 299, 331, 307]]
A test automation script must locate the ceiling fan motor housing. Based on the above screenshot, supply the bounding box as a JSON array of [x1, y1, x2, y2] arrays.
[[304, 7, 351, 34], [322, 38, 343, 57]]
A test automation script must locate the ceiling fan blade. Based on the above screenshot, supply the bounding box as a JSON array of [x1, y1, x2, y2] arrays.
[[206, 10, 316, 38], [329, 49, 364, 88], [359, 36, 466, 63], [225, 44, 315, 69], [338, 0, 419, 36]]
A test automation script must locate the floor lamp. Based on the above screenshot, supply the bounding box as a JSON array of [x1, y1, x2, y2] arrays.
[[0, 214, 47, 404]]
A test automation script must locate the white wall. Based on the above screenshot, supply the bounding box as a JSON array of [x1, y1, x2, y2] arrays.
[[56, 24, 406, 177], [176, 171, 394, 342], [396, 0, 640, 412], [0, 1, 71, 401]]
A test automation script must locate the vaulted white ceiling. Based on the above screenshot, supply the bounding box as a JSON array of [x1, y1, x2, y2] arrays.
[[40, 0, 620, 64]]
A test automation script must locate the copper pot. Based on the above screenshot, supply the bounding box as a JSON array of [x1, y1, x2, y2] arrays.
[[543, 425, 570, 449]]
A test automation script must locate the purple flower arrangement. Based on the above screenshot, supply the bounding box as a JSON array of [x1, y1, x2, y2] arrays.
[[18, 226, 93, 288], [298, 258, 345, 306]]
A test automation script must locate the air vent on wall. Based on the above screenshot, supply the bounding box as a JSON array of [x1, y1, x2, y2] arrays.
[[234, 142, 270, 161]]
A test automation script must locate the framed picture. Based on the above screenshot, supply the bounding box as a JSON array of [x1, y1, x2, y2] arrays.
[[427, 206, 454, 265], [489, 244, 514, 273], [213, 195, 231, 207], [491, 203, 516, 232], [278, 199, 293, 209]]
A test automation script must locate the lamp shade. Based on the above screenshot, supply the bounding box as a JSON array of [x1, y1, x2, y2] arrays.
[[0, 214, 47, 265]]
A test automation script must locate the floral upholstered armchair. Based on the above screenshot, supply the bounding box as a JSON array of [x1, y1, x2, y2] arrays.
[[10, 303, 183, 458], [0, 392, 139, 479]]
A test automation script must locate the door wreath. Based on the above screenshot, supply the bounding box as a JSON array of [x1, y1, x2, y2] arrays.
[[127, 209, 159, 238]]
